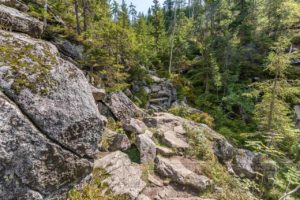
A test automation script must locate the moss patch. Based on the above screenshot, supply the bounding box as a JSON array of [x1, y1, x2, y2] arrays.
[[0, 37, 57, 95]]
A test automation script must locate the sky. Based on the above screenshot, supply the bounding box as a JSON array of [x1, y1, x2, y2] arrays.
[[118, 0, 165, 14]]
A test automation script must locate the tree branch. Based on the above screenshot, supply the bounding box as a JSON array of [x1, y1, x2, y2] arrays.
[[279, 183, 300, 200]]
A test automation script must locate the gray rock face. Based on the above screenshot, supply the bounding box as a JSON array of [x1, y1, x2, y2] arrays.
[[0, 5, 43, 38], [156, 146, 174, 157], [124, 118, 148, 134], [52, 37, 84, 60], [94, 151, 146, 199], [162, 130, 189, 149], [90, 85, 106, 102], [232, 149, 256, 178], [0, 91, 91, 199], [100, 128, 131, 152], [155, 156, 212, 191], [132, 73, 177, 111], [0, 30, 105, 157], [213, 138, 235, 163], [136, 134, 156, 163], [103, 91, 146, 123], [109, 133, 131, 152]]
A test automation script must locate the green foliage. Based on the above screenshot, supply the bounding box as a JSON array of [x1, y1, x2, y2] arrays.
[[106, 118, 124, 133], [132, 88, 150, 108], [124, 145, 140, 164]]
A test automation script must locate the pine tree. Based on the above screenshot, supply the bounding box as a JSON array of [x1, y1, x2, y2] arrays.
[[253, 37, 296, 145]]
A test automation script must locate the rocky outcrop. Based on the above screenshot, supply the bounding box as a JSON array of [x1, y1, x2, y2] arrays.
[[155, 156, 213, 191], [213, 138, 277, 181], [136, 133, 156, 163], [0, 91, 91, 199], [101, 91, 146, 122], [94, 151, 146, 199], [0, 0, 28, 12], [0, 30, 105, 157], [232, 149, 256, 178], [213, 138, 235, 164], [162, 130, 190, 149], [132, 72, 177, 111], [52, 37, 84, 60], [0, 5, 43, 37]]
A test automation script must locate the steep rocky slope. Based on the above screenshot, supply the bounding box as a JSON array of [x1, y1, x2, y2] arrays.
[[0, 3, 277, 200]]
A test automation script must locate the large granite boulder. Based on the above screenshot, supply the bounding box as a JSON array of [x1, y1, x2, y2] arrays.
[[0, 5, 43, 38], [0, 91, 91, 199], [94, 151, 146, 199], [155, 156, 212, 191], [0, 30, 105, 157]]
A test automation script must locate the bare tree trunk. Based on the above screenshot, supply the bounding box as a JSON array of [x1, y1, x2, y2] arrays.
[[74, 0, 81, 35], [168, 0, 177, 75], [43, 0, 48, 27], [267, 72, 278, 131], [82, 0, 88, 32], [279, 183, 300, 200]]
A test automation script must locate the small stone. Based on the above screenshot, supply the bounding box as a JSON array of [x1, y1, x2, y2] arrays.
[[156, 146, 174, 157], [90, 85, 106, 101], [148, 174, 163, 187], [144, 129, 154, 138]]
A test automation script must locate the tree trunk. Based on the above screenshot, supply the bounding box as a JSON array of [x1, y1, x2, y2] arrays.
[[279, 183, 300, 200], [267, 72, 278, 131], [43, 0, 48, 27], [82, 0, 89, 32], [168, 0, 177, 75], [74, 0, 81, 35]]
